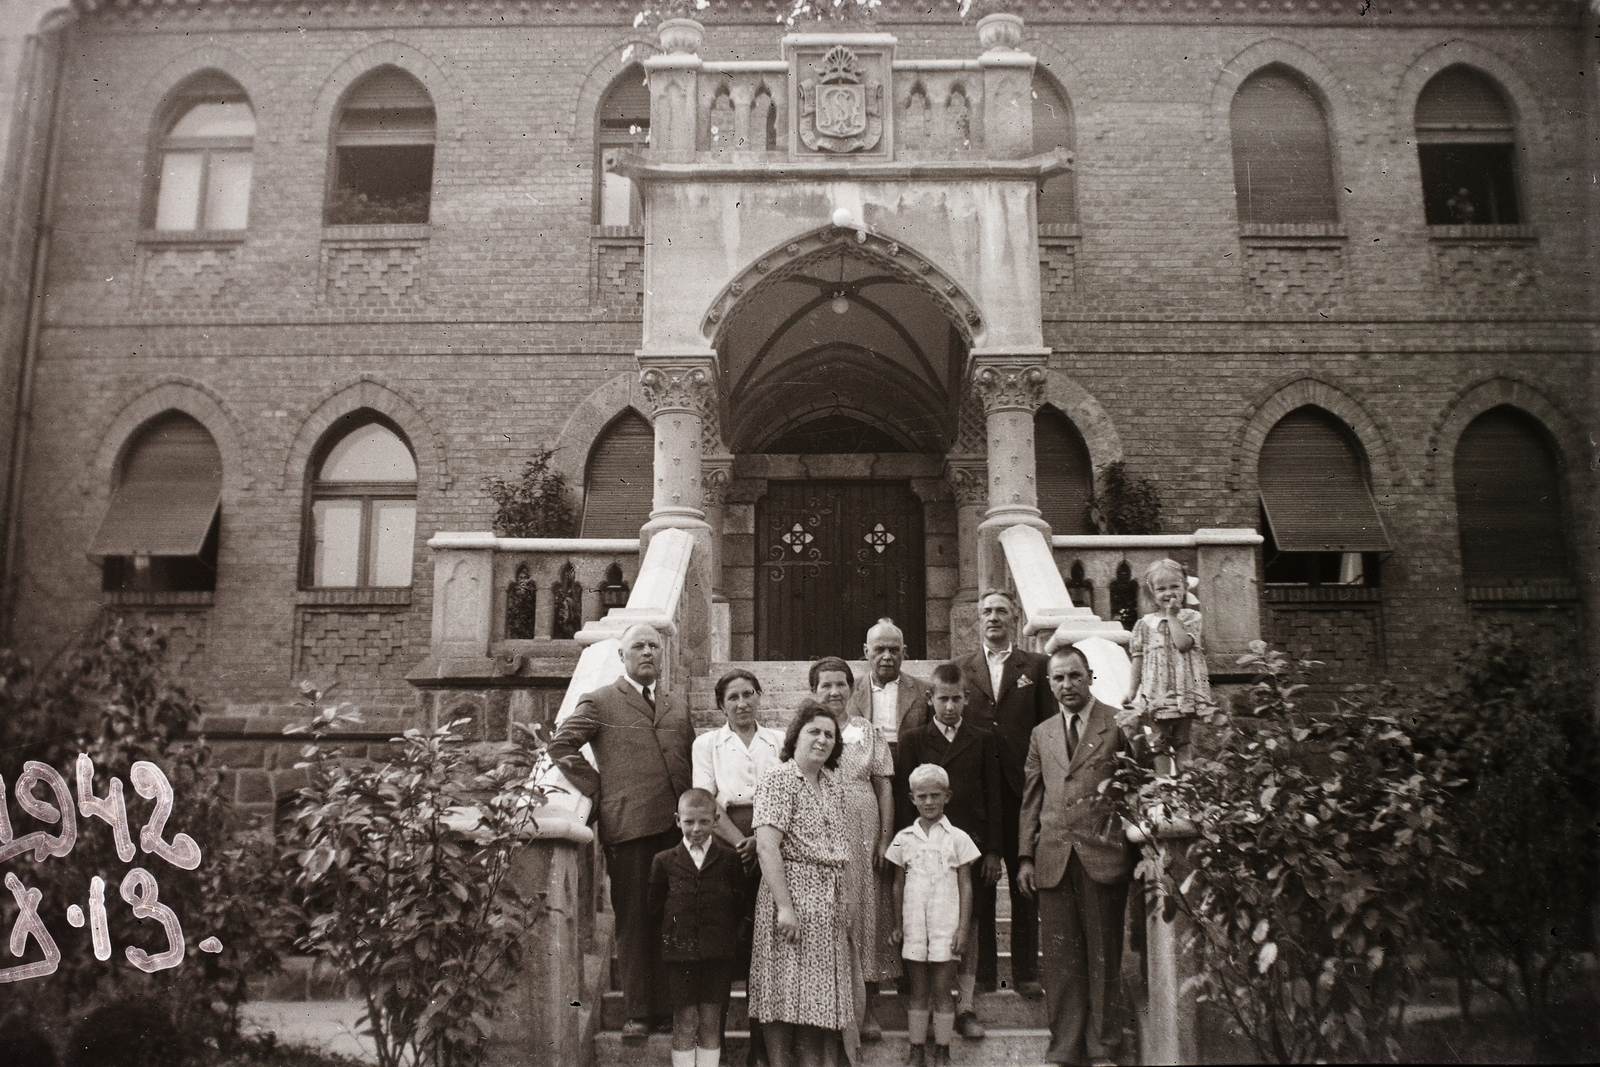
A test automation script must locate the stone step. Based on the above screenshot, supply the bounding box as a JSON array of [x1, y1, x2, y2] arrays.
[[601, 986, 1047, 1032], [593, 1028, 1055, 1066]]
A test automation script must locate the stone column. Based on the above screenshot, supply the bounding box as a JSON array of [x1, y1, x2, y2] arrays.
[[971, 350, 1052, 595], [702, 455, 733, 662], [944, 455, 988, 656]]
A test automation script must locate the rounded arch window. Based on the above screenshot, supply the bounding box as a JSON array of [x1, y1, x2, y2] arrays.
[[1258, 407, 1390, 585], [1230, 65, 1337, 225], [153, 72, 255, 231], [1414, 65, 1520, 225], [91, 412, 222, 592], [327, 66, 436, 225], [304, 419, 418, 587], [581, 410, 653, 537], [596, 65, 650, 229], [1454, 406, 1569, 589], [1035, 406, 1093, 534]]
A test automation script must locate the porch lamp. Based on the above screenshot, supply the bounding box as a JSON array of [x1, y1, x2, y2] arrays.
[[830, 252, 850, 315]]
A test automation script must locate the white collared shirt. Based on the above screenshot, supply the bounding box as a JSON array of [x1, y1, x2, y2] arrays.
[[984, 645, 1012, 698], [693, 723, 785, 808], [621, 673, 653, 705], [937, 716, 962, 743], [871, 676, 900, 741], [685, 840, 709, 869]]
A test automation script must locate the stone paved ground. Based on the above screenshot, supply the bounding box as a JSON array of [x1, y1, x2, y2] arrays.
[[241, 1001, 376, 1064]]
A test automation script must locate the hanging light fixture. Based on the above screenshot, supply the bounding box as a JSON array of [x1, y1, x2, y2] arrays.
[[829, 252, 849, 315]]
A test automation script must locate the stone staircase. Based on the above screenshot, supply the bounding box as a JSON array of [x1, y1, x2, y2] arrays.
[[596, 660, 1056, 1066]]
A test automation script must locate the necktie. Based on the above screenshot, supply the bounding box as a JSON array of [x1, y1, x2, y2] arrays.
[[642, 685, 655, 711], [1067, 714, 1080, 759]]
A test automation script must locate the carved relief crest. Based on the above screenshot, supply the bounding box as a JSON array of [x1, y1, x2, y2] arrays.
[[799, 46, 883, 153]]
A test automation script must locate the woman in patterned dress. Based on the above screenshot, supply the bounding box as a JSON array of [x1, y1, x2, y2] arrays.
[[809, 656, 896, 1043], [750, 700, 855, 1066]]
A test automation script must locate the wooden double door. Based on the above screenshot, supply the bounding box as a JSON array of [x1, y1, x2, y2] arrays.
[[756, 481, 925, 661]]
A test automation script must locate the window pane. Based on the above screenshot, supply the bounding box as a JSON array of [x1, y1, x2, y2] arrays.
[[312, 499, 364, 587], [205, 151, 252, 229], [155, 151, 203, 230], [320, 424, 417, 481], [169, 100, 256, 138], [600, 148, 641, 227], [368, 500, 416, 587]]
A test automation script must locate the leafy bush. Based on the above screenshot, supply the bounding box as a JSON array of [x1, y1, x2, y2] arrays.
[[1112, 643, 1467, 1063], [1410, 634, 1598, 1023], [0, 617, 294, 1062], [480, 448, 576, 538], [1089, 460, 1162, 535], [283, 686, 554, 1067]]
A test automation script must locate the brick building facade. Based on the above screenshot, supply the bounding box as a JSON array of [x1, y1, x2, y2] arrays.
[[0, 0, 1593, 809]]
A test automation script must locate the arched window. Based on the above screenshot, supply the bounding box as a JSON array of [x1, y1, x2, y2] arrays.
[[91, 413, 222, 592], [1033, 72, 1076, 227], [304, 419, 418, 587], [1035, 406, 1093, 534], [1230, 65, 1336, 225], [1415, 66, 1520, 225], [596, 66, 650, 229], [326, 66, 436, 225], [1258, 407, 1389, 584], [152, 73, 255, 231], [1454, 407, 1569, 589], [581, 411, 653, 537]]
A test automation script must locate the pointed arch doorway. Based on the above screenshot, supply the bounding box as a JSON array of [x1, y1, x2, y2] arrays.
[[711, 228, 975, 661]]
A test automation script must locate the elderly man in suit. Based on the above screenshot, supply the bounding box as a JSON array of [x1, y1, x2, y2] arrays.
[[953, 589, 1053, 998], [547, 623, 695, 1042], [845, 616, 932, 749], [1017, 644, 1135, 1067]]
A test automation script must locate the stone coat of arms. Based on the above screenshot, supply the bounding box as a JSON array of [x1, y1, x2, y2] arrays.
[[799, 45, 884, 153]]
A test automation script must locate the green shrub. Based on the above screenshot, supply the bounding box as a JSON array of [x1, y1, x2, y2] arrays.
[[282, 687, 554, 1067], [0, 616, 294, 1062], [1112, 642, 1468, 1063], [1089, 460, 1162, 535]]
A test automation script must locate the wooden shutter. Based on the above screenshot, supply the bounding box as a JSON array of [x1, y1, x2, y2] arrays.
[[1415, 66, 1513, 143], [90, 414, 221, 556], [338, 68, 434, 145], [1230, 67, 1337, 224], [1035, 407, 1094, 535], [600, 69, 651, 132], [1033, 74, 1076, 227], [1258, 409, 1390, 553], [1454, 407, 1569, 585], [581, 411, 654, 538]]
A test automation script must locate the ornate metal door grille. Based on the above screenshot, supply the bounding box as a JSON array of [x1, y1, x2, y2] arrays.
[[756, 481, 925, 661]]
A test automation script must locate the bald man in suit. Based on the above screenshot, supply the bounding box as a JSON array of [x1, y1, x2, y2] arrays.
[[546, 623, 695, 1042]]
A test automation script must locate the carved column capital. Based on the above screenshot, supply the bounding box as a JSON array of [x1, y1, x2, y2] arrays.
[[639, 361, 717, 416], [944, 457, 989, 508], [970, 353, 1049, 415], [701, 457, 733, 509]]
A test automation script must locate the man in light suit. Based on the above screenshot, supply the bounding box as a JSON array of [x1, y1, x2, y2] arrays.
[[1017, 645, 1136, 1066], [953, 589, 1054, 997], [546, 623, 695, 1042], [845, 616, 932, 749]]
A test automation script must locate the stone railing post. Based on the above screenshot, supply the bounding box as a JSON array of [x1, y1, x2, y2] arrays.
[[944, 455, 987, 655], [1193, 528, 1265, 664], [427, 532, 497, 675], [643, 52, 700, 162], [979, 49, 1036, 159], [971, 350, 1052, 594]]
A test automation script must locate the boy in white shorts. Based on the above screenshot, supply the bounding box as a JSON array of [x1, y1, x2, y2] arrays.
[[886, 763, 981, 1067]]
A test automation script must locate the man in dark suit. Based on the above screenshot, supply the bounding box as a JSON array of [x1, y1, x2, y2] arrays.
[[894, 660, 1005, 1039], [1017, 645, 1136, 1066], [546, 623, 695, 1042], [953, 589, 1053, 997]]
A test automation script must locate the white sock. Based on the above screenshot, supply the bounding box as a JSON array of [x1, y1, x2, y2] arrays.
[[672, 1050, 695, 1067], [931, 1011, 955, 1047], [957, 973, 977, 1014], [695, 1047, 721, 1067], [905, 1008, 930, 1045]]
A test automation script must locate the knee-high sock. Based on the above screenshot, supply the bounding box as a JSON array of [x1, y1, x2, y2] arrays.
[[931, 1012, 955, 1046], [694, 1048, 721, 1067], [957, 973, 977, 1014], [671, 1050, 695, 1067], [905, 1008, 930, 1046]]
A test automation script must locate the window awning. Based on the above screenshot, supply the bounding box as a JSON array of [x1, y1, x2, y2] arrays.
[[89, 481, 219, 557], [1259, 411, 1392, 553]]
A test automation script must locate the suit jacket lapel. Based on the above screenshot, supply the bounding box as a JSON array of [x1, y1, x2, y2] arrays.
[[996, 653, 1023, 703], [943, 721, 976, 764], [971, 653, 996, 702], [1040, 713, 1068, 780], [615, 677, 655, 723], [1066, 700, 1114, 775]]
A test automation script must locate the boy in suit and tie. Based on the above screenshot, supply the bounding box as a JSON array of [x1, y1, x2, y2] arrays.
[[649, 789, 748, 1067], [894, 661, 1004, 1040]]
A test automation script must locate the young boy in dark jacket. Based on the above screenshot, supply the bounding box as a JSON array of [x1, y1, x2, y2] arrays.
[[648, 788, 748, 1067]]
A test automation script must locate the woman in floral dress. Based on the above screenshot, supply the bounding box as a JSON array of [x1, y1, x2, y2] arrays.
[[809, 656, 896, 1043], [749, 700, 856, 1066]]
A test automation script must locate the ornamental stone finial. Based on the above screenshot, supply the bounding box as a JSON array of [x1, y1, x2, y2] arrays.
[[971, 362, 1047, 415]]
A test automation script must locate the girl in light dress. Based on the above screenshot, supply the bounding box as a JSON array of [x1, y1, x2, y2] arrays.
[[1121, 558, 1216, 758]]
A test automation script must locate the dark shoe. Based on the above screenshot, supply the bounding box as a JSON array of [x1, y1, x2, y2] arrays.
[[860, 1013, 883, 1043], [932, 1045, 952, 1066], [620, 1019, 649, 1044], [1017, 979, 1045, 999], [956, 1011, 986, 1039], [905, 1043, 925, 1066]]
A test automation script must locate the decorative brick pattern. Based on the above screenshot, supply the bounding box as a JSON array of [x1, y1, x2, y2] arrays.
[[595, 239, 644, 311], [1040, 243, 1076, 314], [294, 608, 409, 676], [322, 243, 424, 306], [1244, 244, 1342, 307], [1267, 604, 1383, 680], [1433, 243, 1539, 306], [138, 245, 236, 308]]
